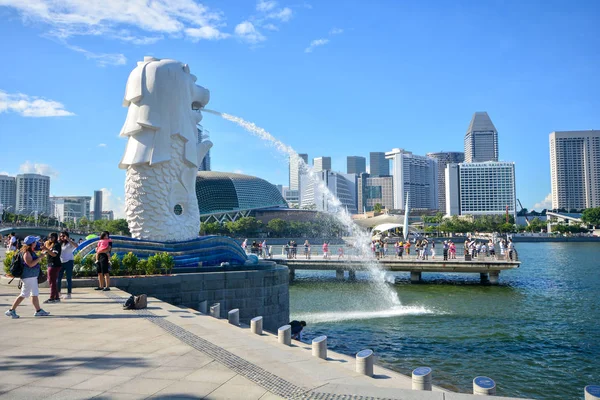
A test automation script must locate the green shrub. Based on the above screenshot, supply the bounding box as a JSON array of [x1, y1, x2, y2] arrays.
[[3, 251, 16, 275], [137, 259, 148, 275], [122, 252, 138, 275], [160, 252, 175, 274], [37, 252, 48, 272], [145, 254, 160, 275], [110, 254, 121, 276], [77, 256, 96, 277], [73, 253, 82, 267]]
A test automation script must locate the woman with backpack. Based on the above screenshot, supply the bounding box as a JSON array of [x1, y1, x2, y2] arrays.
[[4, 236, 50, 318]]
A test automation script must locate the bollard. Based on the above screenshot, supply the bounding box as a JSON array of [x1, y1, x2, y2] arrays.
[[198, 300, 208, 314], [355, 349, 374, 377], [473, 376, 496, 395], [348, 270, 356, 280], [251, 316, 263, 335], [412, 367, 432, 391], [336, 269, 344, 280], [586, 385, 600, 400], [228, 309, 239, 325], [312, 335, 327, 359], [278, 325, 291, 345], [209, 303, 220, 318]]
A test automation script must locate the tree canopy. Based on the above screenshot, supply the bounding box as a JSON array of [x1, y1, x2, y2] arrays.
[[581, 207, 600, 226]]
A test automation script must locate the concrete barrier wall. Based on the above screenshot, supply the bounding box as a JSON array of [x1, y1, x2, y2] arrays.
[[114, 265, 290, 332]]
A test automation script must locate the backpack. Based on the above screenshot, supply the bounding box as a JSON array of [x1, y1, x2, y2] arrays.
[[123, 294, 147, 310], [123, 295, 135, 310], [8, 252, 24, 283], [134, 294, 147, 309]]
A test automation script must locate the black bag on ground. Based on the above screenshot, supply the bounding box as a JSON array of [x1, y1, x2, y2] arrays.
[[123, 295, 135, 310]]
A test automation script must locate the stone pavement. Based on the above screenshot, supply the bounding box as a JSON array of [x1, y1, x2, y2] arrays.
[[0, 284, 528, 400]]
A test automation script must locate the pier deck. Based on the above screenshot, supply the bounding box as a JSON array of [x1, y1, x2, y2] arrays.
[[272, 256, 520, 284]]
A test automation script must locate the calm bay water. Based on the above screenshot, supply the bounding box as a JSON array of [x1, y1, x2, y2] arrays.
[[289, 242, 600, 400]]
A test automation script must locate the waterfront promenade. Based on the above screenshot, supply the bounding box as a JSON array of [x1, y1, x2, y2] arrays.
[[0, 284, 529, 399]]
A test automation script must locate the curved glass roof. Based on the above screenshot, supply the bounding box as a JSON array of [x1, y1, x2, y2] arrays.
[[196, 171, 287, 215]]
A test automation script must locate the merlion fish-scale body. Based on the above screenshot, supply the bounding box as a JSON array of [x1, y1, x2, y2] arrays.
[[118, 57, 211, 242]]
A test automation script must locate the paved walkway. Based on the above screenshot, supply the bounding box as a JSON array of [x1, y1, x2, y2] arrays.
[[0, 284, 527, 399]]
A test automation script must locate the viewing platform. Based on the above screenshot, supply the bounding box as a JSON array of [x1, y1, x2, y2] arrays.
[[272, 256, 521, 284]]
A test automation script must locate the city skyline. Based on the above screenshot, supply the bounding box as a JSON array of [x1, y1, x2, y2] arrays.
[[1, 1, 599, 216]]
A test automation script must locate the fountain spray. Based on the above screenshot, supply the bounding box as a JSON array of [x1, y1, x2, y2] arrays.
[[203, 109, 402, 309]]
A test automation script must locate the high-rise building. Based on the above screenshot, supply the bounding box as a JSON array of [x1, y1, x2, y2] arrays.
[[550, 130, 600, 210], [313, 157, 332, 172], [464, 112, 499, 163], [93, 190, 103, 221], [0, 174, 16, 213], [357, 173, 394, 212], [101, 210, 115, 220], [426, 152, 465, 212], [385, 148, 438, 210], [282, 187, 300, 207], [51, 196, 91, 223], [300, 171, 357, 213], [197, 125, 211, 171], [347, 156, 366, 175], [15, 174, 50, 215], [289, 153, 308, 191], [445, 162, 516, 217], [369, 152, 389, 177]]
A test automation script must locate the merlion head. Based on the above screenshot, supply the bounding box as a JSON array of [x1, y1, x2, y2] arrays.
[[119, 56, 210, 168]]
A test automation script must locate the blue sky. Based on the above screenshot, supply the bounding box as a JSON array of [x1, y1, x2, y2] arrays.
[[1, 0, 599, 216]]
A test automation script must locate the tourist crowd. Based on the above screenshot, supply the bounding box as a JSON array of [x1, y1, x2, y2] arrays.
[[4, 231, 113, 319]]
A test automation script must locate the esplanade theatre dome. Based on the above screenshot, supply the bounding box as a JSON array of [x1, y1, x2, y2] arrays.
[[196, 171, 287, 216]]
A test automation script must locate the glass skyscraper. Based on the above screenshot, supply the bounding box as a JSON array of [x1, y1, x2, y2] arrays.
[[426, 151, 465, 212], [464, 112, 499, 163], [369, 152, 389, 177], [347, 156, 366, 174]]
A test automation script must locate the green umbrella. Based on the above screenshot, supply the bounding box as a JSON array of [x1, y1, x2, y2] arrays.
[[86, 234, 98, 240]]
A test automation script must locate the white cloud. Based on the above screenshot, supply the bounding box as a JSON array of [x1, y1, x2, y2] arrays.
[[0, 90, 75, 117], [0, 171, 10, 176], [19, 161, 60, 178], [62, 42, 126, 66], [234, 21, 265, 44], [186, 26, 230, 41], [533, 193, 552, 210], [267, 7, 292, 22], [97, 188, 125, 219], [118, 34, 163, 45], [98, 143, 107, 148], [0, 0, 228, 62], [233, 169, 244, 174], [256, 0, 277, 12], [329, 28, 343, 35], [304, 38, 329, 53], [262, 23, 279, 31]]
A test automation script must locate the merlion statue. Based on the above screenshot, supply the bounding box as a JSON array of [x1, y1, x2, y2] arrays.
[[119, 56, 211, 241]]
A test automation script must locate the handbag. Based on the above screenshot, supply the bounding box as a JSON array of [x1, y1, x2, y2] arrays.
[[38, 268, 47, 284]]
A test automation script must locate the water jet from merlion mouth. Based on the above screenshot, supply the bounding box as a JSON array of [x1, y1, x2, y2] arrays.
[[203, 108, 403, 310]]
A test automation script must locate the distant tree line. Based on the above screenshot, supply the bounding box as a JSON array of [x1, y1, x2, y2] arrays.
[[0, 211, 130, 236], [200, 216, 347, 238]]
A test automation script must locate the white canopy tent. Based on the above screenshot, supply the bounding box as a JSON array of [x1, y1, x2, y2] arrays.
[[372, 223, 404, 233]]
